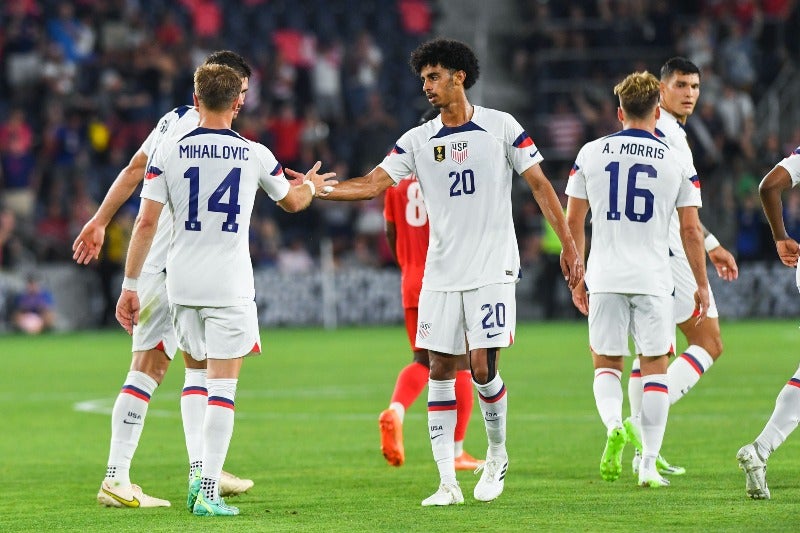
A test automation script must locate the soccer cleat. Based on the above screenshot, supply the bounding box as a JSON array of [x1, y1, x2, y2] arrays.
[[379, 408, 404, 467], [421, 482, 464, 506], [600, 426, 627, 482], [473, 455, 509, 501], [186, 471, 201, 512], [454, 450, 485, 471], [624, 417, 685, 476], [219, 470, 254, 496], [737, 443, 770, 500], [638, 470, 671, 488], [192, 491, 240, 516], [97, 480, 171, 508]]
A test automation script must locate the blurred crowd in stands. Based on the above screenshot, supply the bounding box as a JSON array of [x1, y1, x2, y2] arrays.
[[1, 0, 800, 325]]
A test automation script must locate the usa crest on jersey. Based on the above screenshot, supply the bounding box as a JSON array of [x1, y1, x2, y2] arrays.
[[451, 141, 468, 164]]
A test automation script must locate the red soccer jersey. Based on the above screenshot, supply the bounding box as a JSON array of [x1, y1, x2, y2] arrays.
[[383, 176, 429, 308]]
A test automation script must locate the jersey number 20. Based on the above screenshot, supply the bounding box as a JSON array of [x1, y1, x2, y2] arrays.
[[183, 166, 242, 233], [605, 162, 655, 223]]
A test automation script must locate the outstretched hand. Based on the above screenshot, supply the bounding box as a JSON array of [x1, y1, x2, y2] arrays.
[[72, 218, 105, 265], [708, 245, 738, 281], [286, 162, 338, 196]]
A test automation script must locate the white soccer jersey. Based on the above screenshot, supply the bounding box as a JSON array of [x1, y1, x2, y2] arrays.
[[378, 106, 541, 291], [566, 128, 702, 296], [777, 146, 800, 185], [656, 108, 700, 259], [142, 127, 290, 306], [139, 105, 199, 274]]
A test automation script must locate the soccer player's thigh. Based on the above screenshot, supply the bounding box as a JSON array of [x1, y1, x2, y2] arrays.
[[416, 289, 467, 355], [202, 301, 262, 359], [629, 294, 674, 357], [588, 293, 632, 356], [171, 303, 208, 362], [132, 271, 178, 359], [671, 255, 718, 324], [463, 283, 516, 350]]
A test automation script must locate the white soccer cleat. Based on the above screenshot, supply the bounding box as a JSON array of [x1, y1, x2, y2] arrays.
[[97, 480, 171, 508], [737, 443, 770, 500], [219, 470, 254, 497], [421, 482, 464, 506], [638, 469, 670, 488], [473, 455, 509, 502]]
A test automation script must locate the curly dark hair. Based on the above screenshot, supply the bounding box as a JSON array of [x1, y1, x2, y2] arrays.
[[409, 38, 480, 89], [204, 50, 252, 79]]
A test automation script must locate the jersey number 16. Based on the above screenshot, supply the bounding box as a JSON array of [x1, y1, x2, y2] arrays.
[[605, 162, 655, 223]]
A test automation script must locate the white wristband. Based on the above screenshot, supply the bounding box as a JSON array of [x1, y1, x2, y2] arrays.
[[303, 180, 316, 197], [704, 234, 721, 252], [122, 276, 138, 291]]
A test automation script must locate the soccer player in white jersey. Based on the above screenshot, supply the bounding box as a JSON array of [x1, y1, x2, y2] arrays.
[[736, 147, 800, 500], [287, 38, 583, 506], [115, 64, 334, 516], [567, 71, 709, 487], [73, 51, 257, 508], [624, 57, 739, 477]]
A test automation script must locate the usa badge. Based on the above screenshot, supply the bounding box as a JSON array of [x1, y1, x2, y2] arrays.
[[450, 141, 468, 164], [434, 145, 445, 162]]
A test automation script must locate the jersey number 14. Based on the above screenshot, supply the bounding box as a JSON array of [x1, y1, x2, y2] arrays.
[[183, 166, 242, 233]]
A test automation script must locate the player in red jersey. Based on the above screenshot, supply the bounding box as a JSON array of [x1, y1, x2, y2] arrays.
[[378, 110, 483, 471]]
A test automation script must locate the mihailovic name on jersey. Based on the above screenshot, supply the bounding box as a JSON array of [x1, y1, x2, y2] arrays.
[[378, 105, 541, 292], [566, 128, 702, 296], [142, 127, 290, 307]]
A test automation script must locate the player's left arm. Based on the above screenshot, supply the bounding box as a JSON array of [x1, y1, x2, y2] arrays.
[[116, 198, 164, 335], [678, 205, 710, 323], [759, 164, 799, 267], [521, 163, 584, 289], [698, 221, 738, 281], [565, 195, 589, 315]]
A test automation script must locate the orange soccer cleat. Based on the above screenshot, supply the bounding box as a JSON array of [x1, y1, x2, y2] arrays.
[[454, 451, 485, 471], [379, 408, 404, 466]]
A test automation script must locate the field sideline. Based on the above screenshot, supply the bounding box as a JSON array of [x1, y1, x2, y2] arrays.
[[1, 320, 798, 532]]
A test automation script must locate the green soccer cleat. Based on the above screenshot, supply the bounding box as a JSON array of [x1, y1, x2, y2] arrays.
[[600, 426, 627, 482], [186, 471, 201, 513], [624, 417, 685, 476], [192, 492, 240, 516]]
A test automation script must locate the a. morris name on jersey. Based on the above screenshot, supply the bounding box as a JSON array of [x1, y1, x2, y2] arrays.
[[179, 144, 250, 160], [618, 143, 664, 159]]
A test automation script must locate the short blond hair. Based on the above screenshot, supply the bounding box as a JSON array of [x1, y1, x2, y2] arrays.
[[194, 64, 241, 112], [613, 71, 660, 119]]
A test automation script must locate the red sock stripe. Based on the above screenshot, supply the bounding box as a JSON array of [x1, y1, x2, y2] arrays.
[[121, 384, 151, 402], [479, 384, 507, 403], [788, 378, 800, 389], [208, 396, 235, 409], [630, 369, 642, 378], [427, 399, 457, 411], [643, 382, 669, 394], [182, 386, 208, 397], [596, 371, 620, 380], [680, 352, 705, 375]]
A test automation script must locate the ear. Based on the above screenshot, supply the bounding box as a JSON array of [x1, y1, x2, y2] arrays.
[[617, 107, 624, 123], [192, 93, 199, 107], [453, 69, 467, 87], [654, 106, 661, 120]]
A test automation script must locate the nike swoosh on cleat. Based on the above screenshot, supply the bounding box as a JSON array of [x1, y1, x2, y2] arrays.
[[430, 433, 443, 440], [102, 488, 140, 508], [486, 332, 502, 338]]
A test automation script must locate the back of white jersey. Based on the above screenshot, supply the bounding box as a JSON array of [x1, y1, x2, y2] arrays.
[[566, 128, 702, 295], [656, 109, 700, 259], [378, 106, 541, 291], [139, 105, 199, 274], [142, 127, 290, 306]]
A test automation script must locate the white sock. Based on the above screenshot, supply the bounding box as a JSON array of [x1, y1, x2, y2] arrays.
[[389, 401, 406, 423], [427, 379, 457, 485], [628, 358, 642, 421], [201, 378, 237, 501], [106, 371, 158, 485], [754, 370, 800, 459], [668, 345, 714, 405], [182, 368, 207, 479], [454, 440, 464, 458], [593, 368, 623, 430], [475, 374, 508, 458], [640, 374, 669, 466]]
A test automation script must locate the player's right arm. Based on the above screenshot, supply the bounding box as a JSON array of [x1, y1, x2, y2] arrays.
[[759, 164, 799, 267], [286, 165, 394, 201], [565, 195, 590, 315], [72, 149, 149, 264], [678, 205, 710, 322]]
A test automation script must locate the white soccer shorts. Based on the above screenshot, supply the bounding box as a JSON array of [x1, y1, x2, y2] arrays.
[[131, 271, 178, 359], [171, 301, 262, 360], [588, 292, 674, 357], [671, 254, 718, 323], [416, 283, 516, 354]]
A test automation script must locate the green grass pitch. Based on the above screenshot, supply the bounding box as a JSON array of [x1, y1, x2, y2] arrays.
[[1, 320, 798, 532]]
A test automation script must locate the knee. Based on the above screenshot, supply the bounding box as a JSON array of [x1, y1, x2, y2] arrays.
[[707, 337, 723, 360]]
